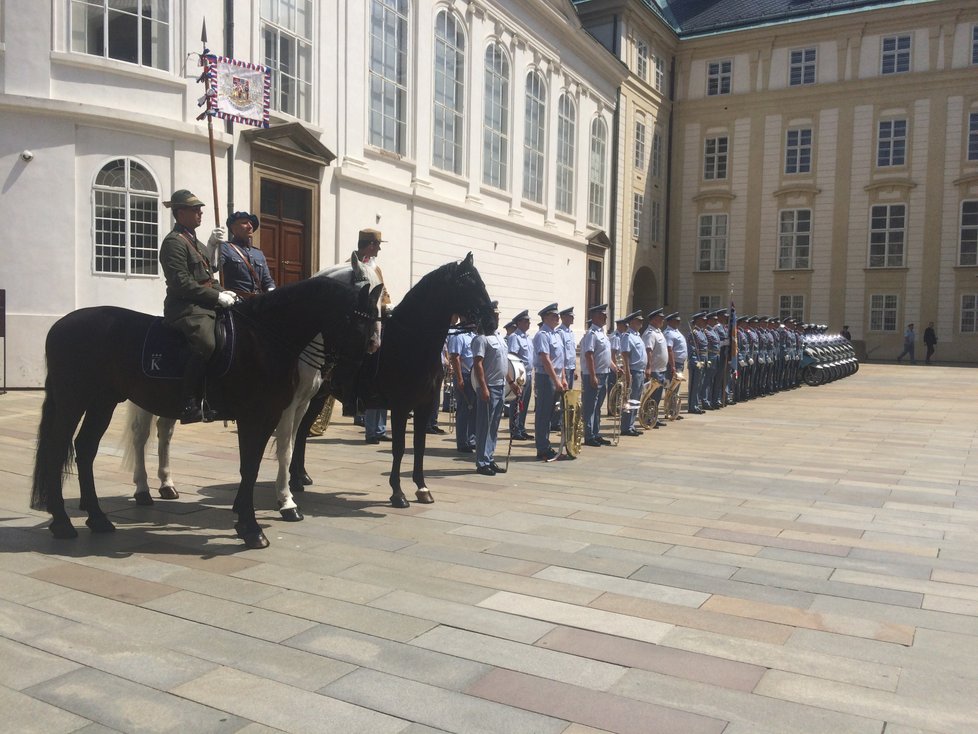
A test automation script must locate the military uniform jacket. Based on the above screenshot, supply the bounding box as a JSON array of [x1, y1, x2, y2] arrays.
[[220, 240, 275, 295], [689, 328, 708, 362], [580, 326, 611, 375], [556, 325, 576, 372], [160, 225, 222, 322], [620, 329, 648, 372], [507, 329, 534, 371], [533, 325, 562, 373], [705, 326, 720, 357]]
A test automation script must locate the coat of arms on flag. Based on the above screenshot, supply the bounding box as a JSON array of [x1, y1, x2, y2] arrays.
[[201, 54, 270, 128]]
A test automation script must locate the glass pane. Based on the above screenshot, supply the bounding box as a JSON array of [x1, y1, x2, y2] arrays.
[[72, 1, 105, 56], [107, 9, 138, 64], [95, 159, 128, 188]]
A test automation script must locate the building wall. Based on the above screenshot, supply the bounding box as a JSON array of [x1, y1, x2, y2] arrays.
[[669, 1, 978, 361]]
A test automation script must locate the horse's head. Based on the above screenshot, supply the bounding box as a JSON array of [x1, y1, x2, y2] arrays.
[[452, 252, 496, 335], [320, 252, 385, 351]]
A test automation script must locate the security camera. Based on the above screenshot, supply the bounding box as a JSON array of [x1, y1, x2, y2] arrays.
[[21, 150, 34, 162]]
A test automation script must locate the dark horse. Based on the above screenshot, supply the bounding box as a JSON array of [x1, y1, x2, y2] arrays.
[[290, 253, 495, 508], [31, 278, 384, 549]]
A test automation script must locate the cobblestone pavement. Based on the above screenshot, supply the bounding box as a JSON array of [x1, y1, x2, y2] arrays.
[[2, 363, 978, 733]]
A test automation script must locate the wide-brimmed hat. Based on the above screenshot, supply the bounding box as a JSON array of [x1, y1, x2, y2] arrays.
[[227, 211, 260, 230], [163, 189, 205, 209], [358, 228, 386, 246]]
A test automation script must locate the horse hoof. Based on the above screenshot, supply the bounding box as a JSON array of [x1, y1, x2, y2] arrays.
[[302, 472, 313, 486], [158, 486, 179, 500], [134, 492, 154, 506], [49, 521, 78, 539], [415, 490, 435, 504], [280, 507, 304, 522], [234, 522, 270, 549], [390, 495, 410, 509], [85, 516, 116, 533]]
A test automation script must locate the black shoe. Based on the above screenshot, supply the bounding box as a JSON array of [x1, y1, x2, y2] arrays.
[[518, 433, 535, 440], [622, 429, 642, 437], [489, 462, 507, 474], [365, 437, 380, 445], [354, 416, 365, 426], [597, 437, 612, 445], [536, 449, 558, 461], [457, 446, 475, 454], [179, 399, 202, 425], [584, 439, 602, 447], [476, 465, 496, 476], [427, 426, 446, 435], [377, 434, 392, 442]]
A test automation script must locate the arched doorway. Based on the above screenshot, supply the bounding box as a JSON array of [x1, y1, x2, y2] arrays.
[[632, 266, 658, 314]]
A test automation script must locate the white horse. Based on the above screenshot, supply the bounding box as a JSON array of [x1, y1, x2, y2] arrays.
[[123, 252, 383, 519]]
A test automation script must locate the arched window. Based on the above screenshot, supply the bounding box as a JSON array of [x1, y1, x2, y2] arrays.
[[369, 0, 409, 154], [522, 70, 547, 204], [432, 9, 465, 174], [92, 158, 160, 275], [588, 118, 608, 227], [483, 42, 510, 189], [556, 93, 576, 215]]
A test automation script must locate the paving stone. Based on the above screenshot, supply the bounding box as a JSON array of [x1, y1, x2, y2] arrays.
[[629, 564, 817, 607], [412, 625, 628, 691], [434, 565, 604, 606], [465, 668, 727, 734], [533, 565, 710, 607], [231, 562, 390, 605], [0, 637, 81, 690], [26, 668, 249, 733], [171, 666, 409, 734], [731, 568, 924, 608], [284, 624, 490, 690], [485, 543, 645, 577], [806, 594, 978, 637], [323, 667, 567, 734], [0, 568, 71, 604], [337, 562, 495, 604], [0, 683, 91, 733], [29, 562, 179, 605], [0, 596, 76, 641]]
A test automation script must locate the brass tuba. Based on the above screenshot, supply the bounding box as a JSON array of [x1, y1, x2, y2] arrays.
[[608, 353, 626, 446], [637, 380, 660, 429], [308, 395, 336, 437], [663, 371, 685, 420], [560, 387, 585, 458]]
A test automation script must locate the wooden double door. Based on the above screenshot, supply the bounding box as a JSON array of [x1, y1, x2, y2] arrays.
[[259, 179, 309, 286]]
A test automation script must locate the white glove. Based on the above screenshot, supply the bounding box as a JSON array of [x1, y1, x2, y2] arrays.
[[207, 227, 226, 247], [217, 291, 237, 308]]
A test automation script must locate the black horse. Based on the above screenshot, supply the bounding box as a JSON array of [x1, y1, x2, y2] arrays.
[[290, 253, 495, 508], [31, 278, 384, 549]]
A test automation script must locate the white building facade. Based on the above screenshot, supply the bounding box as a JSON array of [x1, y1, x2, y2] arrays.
[[0, 0, 622, 386]]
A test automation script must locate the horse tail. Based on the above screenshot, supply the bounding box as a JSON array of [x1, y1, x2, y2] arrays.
[[30, 383, 75, 511]]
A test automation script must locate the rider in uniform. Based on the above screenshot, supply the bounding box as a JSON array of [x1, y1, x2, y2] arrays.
[[159, 189, 237, 424], [219, 211, 275, 299]]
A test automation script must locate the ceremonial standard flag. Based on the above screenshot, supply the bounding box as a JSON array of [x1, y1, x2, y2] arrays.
[[202, 55, 270, 128], [729, 300, 738, 378]]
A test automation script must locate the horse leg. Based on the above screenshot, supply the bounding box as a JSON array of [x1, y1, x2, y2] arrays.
[[156, 416, 179, 500], [128, 404, 155, 506], [412, 401, 434, 504], [32, 392, 83, 539], [290, 390, 326, 493], [75, 401, 117, 533], [273, 403, 303, 522], [231, 419, 274, 549], [388, 407, 410, 508]]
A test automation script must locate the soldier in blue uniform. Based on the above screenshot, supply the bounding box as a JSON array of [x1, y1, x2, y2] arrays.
[[533, 304, 566, 461], [664, 312, 688, 418], [703, 311, 721, 409], [448, 327, 477, 452], [557, 307, 577, 389], [218, 211, 276, 299], [506, 310, 534, 440], [581, 304, 612, 447], [619, 311, 647, 436], [687, 312, 708, 414]]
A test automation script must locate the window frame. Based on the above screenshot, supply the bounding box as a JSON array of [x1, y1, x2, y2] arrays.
[[69, 0, 171, 71], [789, 47, 816, 86], [785, 128, 812, 175], [968, 111, 978, 162], [522, 70, 547, 204], [960, 200, 978, 267], [650, 199, 661, 242], [556, 93, 576, 216], [707, 59, 732, 96], [633, 115, 646, 171], [697, 213, 728, 272], [482, 41, 510, 190], [699, 295, 721, 311], [779, 295, 805, 321], [261, 0, 315, 122], [869, 203, 906, 268], [91, 156, 161, 277], [654, 55, 666, 92], [877, 119, 907, 167], [368, 0, 409, 155], [635, 40, 648, 81], [431, 8, 466, 175], [651, 130, 662, 178], [632, 192, 643, 240], [587, 117, 608, 228], [704, 136, 728, 181], [870, 293, 899, 332], [778, 209, 812, 270], [962, 293, 978, 333], [972, 25, 978, 65], [881, 34, 911, 75]]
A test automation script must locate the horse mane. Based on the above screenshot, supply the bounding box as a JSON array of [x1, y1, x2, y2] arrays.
[[235, 275, 358, 321], [394, 260, 458, 313]]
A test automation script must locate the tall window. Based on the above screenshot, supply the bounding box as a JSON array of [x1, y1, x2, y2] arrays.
[[707, 60, 731, 96], [369, 0, 409, 154], [70, 0, 169, 70], [698, 214, 727, 271], [523, 71, 547, 204], [969, 112, 978, 162], [785, 128, 812, 174], [588, 119, 608, 227], [633, 115, 646, 170], [651, 131, 663, 178], [869, 204, 906, 267], [556, 94, 576, 215], [961, 201, 978, 266], [699, 295, 721, 311], [704, 136, 728, 180], [972, 26, 978, 65], [877, 119, 907, 167], [779, 295, 805, 321], [632, 193, 643, 239], [870, 294, 898, 332], [650, 200, 661, 242], [261, 0, 313, 120], [962, 294, 978, 333], [654, 55, 666, 92], [432, 10, 465, 174], [483, 42, 509, 189], [789, 48, 816, 86], [778, 210, 811, 269], [636, 41, 648, 80], [93, 158, 159, 275], [881, 34, 911, 74]]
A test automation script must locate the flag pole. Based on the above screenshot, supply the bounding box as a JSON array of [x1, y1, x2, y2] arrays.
[[201, 19, 220, 229]]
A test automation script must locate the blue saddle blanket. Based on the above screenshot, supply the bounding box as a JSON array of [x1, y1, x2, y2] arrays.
[[141, 313, 235, 380]]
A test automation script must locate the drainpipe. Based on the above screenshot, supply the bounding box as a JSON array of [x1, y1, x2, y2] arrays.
[[224, 0, 235, 218], [608, 14, 621, 318], [663, 52, 676, 306]]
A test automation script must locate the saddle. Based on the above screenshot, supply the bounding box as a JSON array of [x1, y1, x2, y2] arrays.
[[141, 311, 236, 380]]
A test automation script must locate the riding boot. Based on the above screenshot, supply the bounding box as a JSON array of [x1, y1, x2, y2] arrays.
[[179, 354, 208, 424]]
